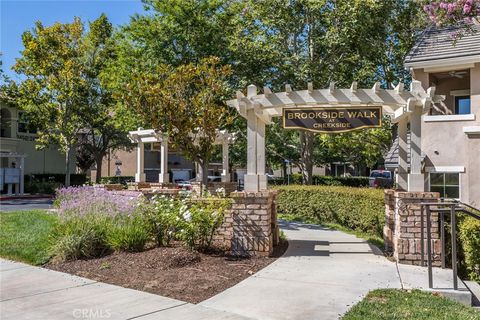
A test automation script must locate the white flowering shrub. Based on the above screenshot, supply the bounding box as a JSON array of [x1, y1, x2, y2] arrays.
[[180, 198, 231, 251], [140, 195, 183, 246]]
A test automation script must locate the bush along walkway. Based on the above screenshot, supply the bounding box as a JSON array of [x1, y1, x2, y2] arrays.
[[201, 220, 473, 320]]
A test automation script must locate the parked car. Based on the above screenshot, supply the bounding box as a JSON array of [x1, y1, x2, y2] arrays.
[[176, 180, 192, 190], [369, 170, 393, 188], [208, 176, 222, 182]]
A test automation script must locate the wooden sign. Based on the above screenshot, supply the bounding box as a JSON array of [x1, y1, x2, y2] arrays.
[[283, 106, 382, 133]]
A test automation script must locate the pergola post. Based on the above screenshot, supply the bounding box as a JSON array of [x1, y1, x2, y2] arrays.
[[159, 137, 169, 183], [244, 85, 260, 192], [397, 118, 409, 191], [221, 140, 230, 182], [135, 141, 146, 183], [408, 107, 424, 191], [256, 117, 267, 190]]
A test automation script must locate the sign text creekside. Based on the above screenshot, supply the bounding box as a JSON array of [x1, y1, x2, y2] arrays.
[[283, 106, 382, 133]]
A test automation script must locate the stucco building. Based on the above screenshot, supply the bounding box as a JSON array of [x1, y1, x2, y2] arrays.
[[0, 101, 75, 175], [388, 23, 479, 205]]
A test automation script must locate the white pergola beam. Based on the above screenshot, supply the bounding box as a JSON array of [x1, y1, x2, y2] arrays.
[[227, 82, 445, 192]]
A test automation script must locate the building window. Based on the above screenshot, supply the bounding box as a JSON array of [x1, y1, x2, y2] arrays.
[[455, 96, 471, 115], [429, 172, 460, 198], [17, 112, 37, 134]]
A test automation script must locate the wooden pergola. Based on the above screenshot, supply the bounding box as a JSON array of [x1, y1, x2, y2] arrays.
[[226, 81, 444, 192], [128, 128, 234, 183]]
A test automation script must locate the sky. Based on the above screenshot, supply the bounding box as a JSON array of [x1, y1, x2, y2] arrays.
[[1, 0, 147, 80]]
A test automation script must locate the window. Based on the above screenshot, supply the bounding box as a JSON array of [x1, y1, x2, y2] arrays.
[[455, 96, 471, 115], [429, 173, 460, 198], [17, 112, 37, 134]]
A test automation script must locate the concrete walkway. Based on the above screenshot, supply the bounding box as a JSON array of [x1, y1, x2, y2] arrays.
[[201, 221, 468, 320], [0, 259, 252, 320], [0, 221, 468, 320]]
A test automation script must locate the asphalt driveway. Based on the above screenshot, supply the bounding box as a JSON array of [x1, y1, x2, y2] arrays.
[[0, 198, 53, 212]]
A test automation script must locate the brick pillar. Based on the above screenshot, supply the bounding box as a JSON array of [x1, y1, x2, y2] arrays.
[[386, 190, 442, 266], [383, 190, 396, 253], [230, 191, 278, 256]]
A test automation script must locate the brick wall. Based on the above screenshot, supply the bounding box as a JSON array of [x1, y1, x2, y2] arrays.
[[384, 190, 442, 266]]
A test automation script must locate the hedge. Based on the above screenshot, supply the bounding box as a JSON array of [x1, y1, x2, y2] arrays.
[[25, 173, 87, 186], [99, 176, 135, 186], [270, 174, 370, 187], [275, 185, 480, 282], [458, 216, 480, 282], [275, 185, 384, 238]]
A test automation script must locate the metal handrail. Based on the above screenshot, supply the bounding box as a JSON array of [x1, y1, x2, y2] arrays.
[[419, 199, 480, 290]]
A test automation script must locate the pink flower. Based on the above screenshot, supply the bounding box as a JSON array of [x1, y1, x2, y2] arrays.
[[463, 0, 473, 14]]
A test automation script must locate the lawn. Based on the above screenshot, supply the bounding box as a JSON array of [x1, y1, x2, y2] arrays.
[[0, 210, 58, 265], [343, 289, 479, 320]]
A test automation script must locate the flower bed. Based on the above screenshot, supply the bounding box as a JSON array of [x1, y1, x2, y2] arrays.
[[51, 186, 232, 262]]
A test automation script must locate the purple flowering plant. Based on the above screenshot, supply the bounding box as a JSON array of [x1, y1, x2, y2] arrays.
[[55, 186, 143, 218], [423, 0, 480, 25]]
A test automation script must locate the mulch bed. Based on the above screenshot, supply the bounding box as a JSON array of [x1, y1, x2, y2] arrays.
[[46, 241, 288, 303]]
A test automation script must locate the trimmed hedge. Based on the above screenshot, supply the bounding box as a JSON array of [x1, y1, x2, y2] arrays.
[[458, 216, 480, 282], [25, 174, 87, 186], [99, 176, 135, 186], [24, 174, 87, 194], [270, 174, 370, 187], [275, 185, 384, 238]]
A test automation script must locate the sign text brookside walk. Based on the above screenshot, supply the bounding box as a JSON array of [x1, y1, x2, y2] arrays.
[[283, 106, 382, 133]]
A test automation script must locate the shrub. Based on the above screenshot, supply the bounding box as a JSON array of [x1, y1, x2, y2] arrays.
[[180, 198, 231, 250], [269, 174, 370, 188], [106, 215, 149, 252], [25, 181, 62, 194], [275, 185, 384, 238], [458, 216, 480, 282], [51, 186, 144, 261], [99, 176, 135, 186], [25, 173, 87, 186], [55, 186, 142, 216], [50, 213, 112, 261], [139, 195, 182, 246]]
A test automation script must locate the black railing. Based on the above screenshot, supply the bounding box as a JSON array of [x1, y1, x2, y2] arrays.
[[420, 199, 480, 290]]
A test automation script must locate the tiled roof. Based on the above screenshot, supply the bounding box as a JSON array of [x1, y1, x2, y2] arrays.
[[404, 23, 480, 66]]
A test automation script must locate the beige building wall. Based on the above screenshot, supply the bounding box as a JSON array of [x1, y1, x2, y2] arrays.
[[412, 63, 480, 206], [0, 103, 75, 175]]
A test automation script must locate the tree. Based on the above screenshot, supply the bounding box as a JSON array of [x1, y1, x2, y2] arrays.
[[14, 16, 132, 185], [117, 57, 233, 186], [82, 14, 132, 183], [14, 19, 87, 186], [229, 0, 413, 183], [319, 116, 393, 171]]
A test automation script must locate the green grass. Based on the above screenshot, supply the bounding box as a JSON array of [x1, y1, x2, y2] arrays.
[[343, 289, 480, 320], [0, 210, 58, 265], [278, 213, 385, 249]]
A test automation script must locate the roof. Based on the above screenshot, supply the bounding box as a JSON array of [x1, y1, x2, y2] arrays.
[[384, 133, 410, 169], [404, 23, 480, 67]]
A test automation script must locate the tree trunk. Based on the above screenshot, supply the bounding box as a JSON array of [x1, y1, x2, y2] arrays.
[[65, 147, 71, 187], [95, 154, 103, 184], [300, 131, 314, 185], [282, 162, 287, 183], [201, 161, 209, 192]]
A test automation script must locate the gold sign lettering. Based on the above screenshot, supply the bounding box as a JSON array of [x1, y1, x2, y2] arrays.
[[283, 107, 382, 133]]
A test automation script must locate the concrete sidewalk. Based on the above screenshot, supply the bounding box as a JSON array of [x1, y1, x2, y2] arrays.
[[0, 259, 251, 320], [201, 220, 468, 320], [0, 221, 468, 320]]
